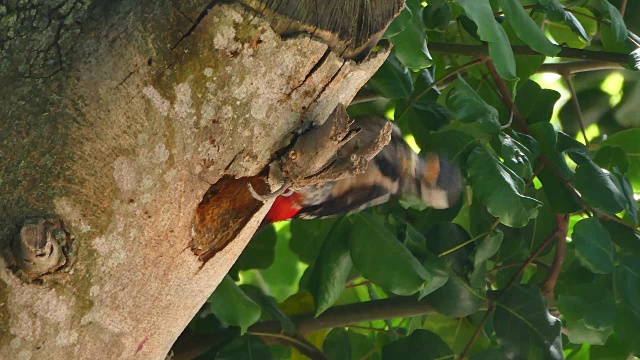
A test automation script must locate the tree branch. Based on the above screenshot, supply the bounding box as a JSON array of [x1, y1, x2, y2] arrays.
[[174, 296, 487, 359], [538, 60, 624, 74], [251, 296, 443, 336], [541, 215, 569, 303], [427, 41, 631, 64]]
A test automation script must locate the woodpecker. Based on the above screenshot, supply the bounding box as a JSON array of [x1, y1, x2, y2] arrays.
[[263, 116, 462, 223]]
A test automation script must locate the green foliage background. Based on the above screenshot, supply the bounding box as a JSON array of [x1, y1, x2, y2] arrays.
[[179, 0, 640, 359]]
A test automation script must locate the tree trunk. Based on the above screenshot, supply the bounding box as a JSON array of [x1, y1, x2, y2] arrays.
[[0, 1, 390, 358]]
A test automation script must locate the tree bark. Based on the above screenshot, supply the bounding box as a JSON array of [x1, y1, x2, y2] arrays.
[[0, 1, 389, 358]]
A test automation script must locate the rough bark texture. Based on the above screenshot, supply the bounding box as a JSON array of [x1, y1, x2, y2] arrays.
[[0, 0, 389, 358]]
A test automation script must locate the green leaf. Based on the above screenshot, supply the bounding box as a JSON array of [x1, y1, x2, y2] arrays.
[[588, 0, 627, 42], [420, 252, 450, 298], [467, 146, 542, 227], [423, 314, 491, 354], [423, 2, 452, 31], [216, 335, 272, 360], [474, 229, 504, 266], [233, 226, 277, 273], [522, 187, 557, 255], [422, 130, 477, 164], [537, 169, 582, 214], [426, 222, 473, 275], [385, 5, 413, 38], [446, 77, 501, 138], [600, 22, 630, 53], [427, 272, 486, 317], [557, 284, 615, 344], [601, 219, 640, 255], [516, 80, 561, 125], [547, 8, 597, 48], [614, 255, 640, 317], [601, 128, 640, 189], [348, 213, 429, 295], [594, 146, 629, 173], [493, 284, 562, 360], [241, 285, 295, 334], [571, 218, 615, 274], [307, 218, 352, 316], [499, 133, 536, 180], [323, 328, 350, 360], [539, 2, 594, 45], [565, 320, 613, 345], [529, 122, 573, 179], [209, 276, 261, 334], [368, 55, 414, 99], [615, 171, 638, 224], [454, 0, 517, 79], [324, 328, 378, 360], [382, 330, 454, 360], [471, 349, 510, 360], [396, 70, 452, 133], [390, 1, 433, 70], [614, 306, 640, 355], [499, 0, 560, 56], [558, 283, 615, 329], [290, 217, 338, 264], [574, 160, 626, 215]]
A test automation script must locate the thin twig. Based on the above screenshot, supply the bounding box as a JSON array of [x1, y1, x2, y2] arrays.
[[459, 303, 495, 360], [485, 60, 529, 133], [561, 73, 589, 147], [395, 57, 486, 121], [438, 219, 500, 257], [486, 260, 551, 274], [620, 0, 628, 16]]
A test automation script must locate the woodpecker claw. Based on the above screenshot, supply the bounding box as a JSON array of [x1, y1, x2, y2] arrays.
[[248, 180, 292, 202]]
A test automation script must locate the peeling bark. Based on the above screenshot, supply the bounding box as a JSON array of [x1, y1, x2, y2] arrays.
[[0, 0, 389, 358]]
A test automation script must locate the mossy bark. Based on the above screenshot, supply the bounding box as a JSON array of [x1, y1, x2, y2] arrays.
[[0, 0, 389, 358]]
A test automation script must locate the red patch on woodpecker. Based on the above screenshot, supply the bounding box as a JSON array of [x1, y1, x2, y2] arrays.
[[265, 192, 303, 222]]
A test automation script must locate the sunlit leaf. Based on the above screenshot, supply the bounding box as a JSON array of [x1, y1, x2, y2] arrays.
[[499, 0, 560, 56], [209, 276, 262, 334], [455, 0, 517, 79]]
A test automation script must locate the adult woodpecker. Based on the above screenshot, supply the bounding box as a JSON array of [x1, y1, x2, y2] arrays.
[[262, 116, 462, 223]]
